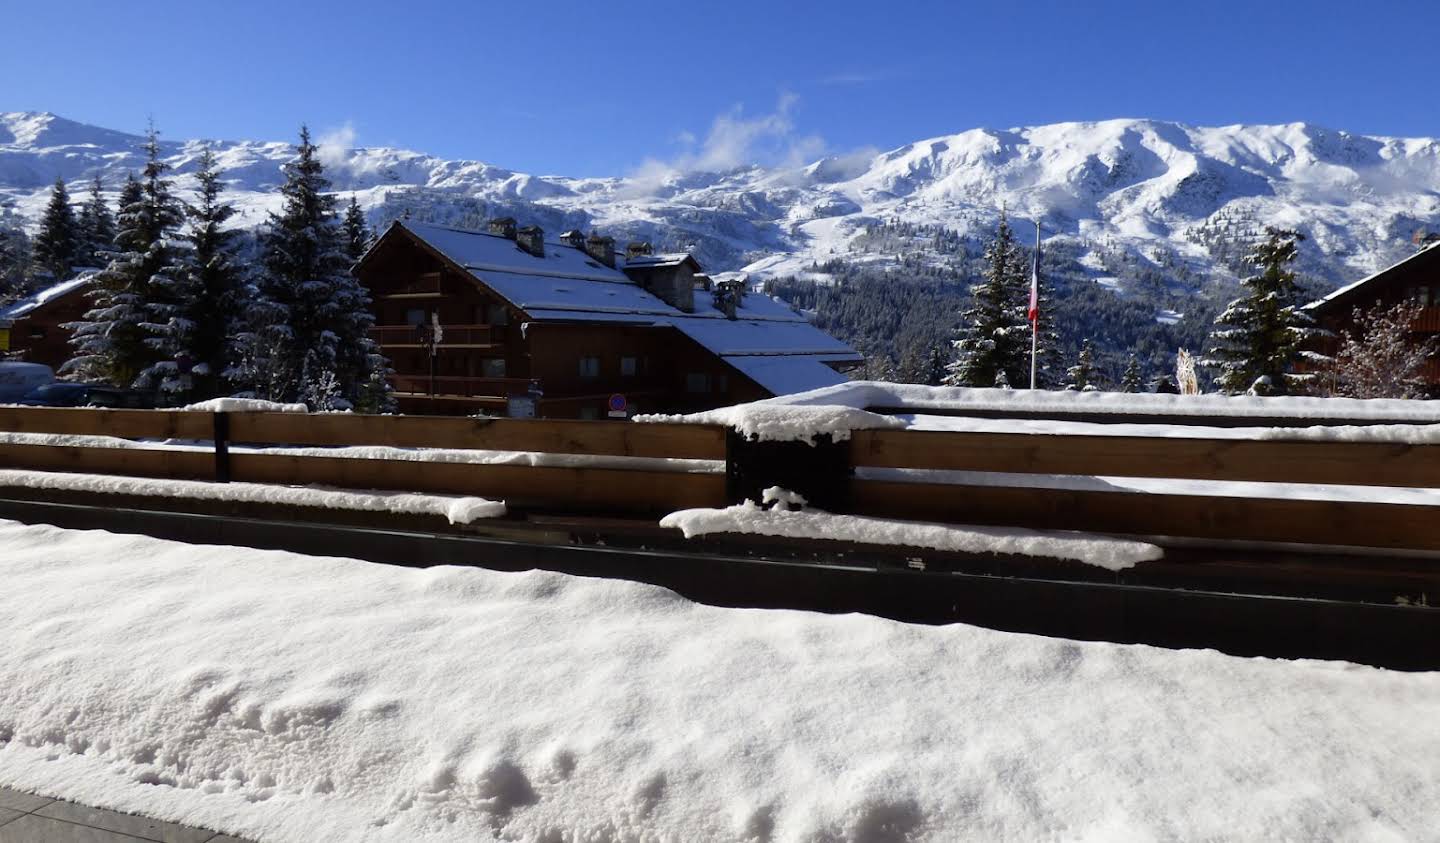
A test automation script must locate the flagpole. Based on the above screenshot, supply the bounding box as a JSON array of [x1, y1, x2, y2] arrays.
[[1030, 218, 1040, 390]]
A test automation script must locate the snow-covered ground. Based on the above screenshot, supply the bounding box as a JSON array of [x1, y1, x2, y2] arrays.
[[0, 519, 1436, 842]]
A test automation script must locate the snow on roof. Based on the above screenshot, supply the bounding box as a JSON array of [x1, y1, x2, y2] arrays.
[[401, 220, 628, 283], [1305, 241, 1440, 312], [477, 269, 677, 317], [721, 355, 851, 395], [619, 253, 696, 270], [0, 274, 92, 322], [673, 318, 858, 358]]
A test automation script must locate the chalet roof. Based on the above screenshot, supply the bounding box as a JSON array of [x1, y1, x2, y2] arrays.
[[0, 274, 92, 323], [382, 221, 862, 395], [1305, 242, 1440, 315]]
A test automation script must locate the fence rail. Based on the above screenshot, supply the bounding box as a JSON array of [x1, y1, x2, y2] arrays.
[[1, 406, 1440, 552]]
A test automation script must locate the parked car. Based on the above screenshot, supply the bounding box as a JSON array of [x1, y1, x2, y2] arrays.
[[0, 362, 55, 402], [18, 383, 156, 409]]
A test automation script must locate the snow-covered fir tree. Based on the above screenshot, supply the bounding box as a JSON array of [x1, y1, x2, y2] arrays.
[[31, 176, 78, 282], [247, 126, 384, 409], [944, 213, 1028, 387], [342, 196, 371, 263], [75, 174, 116, 270], [0, 215, 32, 308], [1328, 301, 1438, 399], [67, 130, 185, 387], [1066, 339, 1098, 391], [1203, 227, 1326, 395], [1120, 354, 1143, 392], [144, 148, 242, 400]]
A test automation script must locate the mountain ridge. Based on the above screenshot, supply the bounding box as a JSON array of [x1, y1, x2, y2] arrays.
[[3, 110, 1438, 288]]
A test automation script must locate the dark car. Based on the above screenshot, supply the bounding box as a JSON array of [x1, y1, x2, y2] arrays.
[[19, 383, 156, 409]]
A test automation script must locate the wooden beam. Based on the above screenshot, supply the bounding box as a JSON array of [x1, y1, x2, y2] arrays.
[[228, 452, 725, 512], [851, 479, 1440, 551], [850, 428, 1440, 488], [225, 413, 726, 460], [0, 443, 215, 481], [0, 408, 213, 440]]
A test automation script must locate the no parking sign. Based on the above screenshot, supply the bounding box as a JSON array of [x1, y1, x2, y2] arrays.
[[607, 393, 627, 418]]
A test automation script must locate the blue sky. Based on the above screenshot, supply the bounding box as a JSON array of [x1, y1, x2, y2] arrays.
[[5, 0, 1438, 175]]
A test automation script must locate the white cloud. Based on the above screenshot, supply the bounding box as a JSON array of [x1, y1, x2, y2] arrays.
[[625, 94, 834, 195], [315, 121, 358, 170]]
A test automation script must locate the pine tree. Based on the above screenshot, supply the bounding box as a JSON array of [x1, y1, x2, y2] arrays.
[[342, 196, 371, 263], [31, 177, 78, 282], [944, 213, 1028, 387], [1203, 227, 1325, 395], [1120, 354, 1143, 393], [248, 126, 384, 408], [67, 128, 185, 387], [1067, 338, 1097, 391], [75, 174, 116, 269], [0, 222, 32, 307], [145, 148, 240, 400]]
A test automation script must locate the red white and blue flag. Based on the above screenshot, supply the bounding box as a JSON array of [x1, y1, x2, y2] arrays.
[[1027, 247, 1039, 324]]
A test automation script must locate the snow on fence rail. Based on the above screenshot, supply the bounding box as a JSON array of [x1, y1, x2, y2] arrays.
[[4, 404, 1440, 550]]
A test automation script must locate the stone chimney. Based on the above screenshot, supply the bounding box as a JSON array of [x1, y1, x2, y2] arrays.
[[626, 241, 653, 258], [487, 217, 517, 239], [584, 234, 616, 268], [713, 279, 745, 320], [516, 225, 544, 257], [559, 230, 586, 249]]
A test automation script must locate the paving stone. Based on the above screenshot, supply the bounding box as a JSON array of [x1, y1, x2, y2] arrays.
[[0, 813, 150, 842], [0, 786, 54, 813], [0, 807, 23, 828], [34, 802, 213, 843]]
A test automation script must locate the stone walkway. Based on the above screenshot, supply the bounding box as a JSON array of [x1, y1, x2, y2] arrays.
[[0, 787, 252, 843]]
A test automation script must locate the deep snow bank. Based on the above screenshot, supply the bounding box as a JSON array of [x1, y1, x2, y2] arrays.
[[0, 521, 1436, 841]]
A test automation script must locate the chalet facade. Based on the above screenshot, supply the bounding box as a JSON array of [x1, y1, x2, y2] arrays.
[[0, 275, 92, 371], [1303, 242, 1440, 390], [356, 220, 860, 417]]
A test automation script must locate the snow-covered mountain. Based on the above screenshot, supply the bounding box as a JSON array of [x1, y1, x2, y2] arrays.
[[4, 110, 1440, 288]]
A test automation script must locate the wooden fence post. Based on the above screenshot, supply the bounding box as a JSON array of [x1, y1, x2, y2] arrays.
[[725, 429, 852, 511], [213, 412, 230, 484]]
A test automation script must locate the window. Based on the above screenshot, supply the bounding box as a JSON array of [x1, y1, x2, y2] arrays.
[[620, 356, 637, 377], [1412, 286, 1436, 307], [686, 372, 711, 393], [486, 304, 510, 326], [579, 407, 600, 420], [405, 308, 426, 326], [483, 358, 506, 378], [579, 356, 600, 378]]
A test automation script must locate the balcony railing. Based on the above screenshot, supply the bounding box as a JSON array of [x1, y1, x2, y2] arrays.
[[391, 374, 537, 399], [371, 324, 496, 348]]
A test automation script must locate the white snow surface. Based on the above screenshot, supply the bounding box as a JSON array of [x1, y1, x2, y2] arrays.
[[661, 500, 1162, 570], [0, 470, 504, 524], [771, 381, 1440, 423], [1, 520, 1437, 841], [637, 403, 905, 443], [180, 398, 310, 414]]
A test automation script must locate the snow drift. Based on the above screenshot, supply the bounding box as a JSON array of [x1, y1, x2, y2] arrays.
[[0, 520, 1436, 841]]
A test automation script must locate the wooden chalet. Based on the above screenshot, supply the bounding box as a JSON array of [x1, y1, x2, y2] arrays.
[[1303, 242, 1440, 389], [356, 219, 861, 417], [0, 275, 92, 371]]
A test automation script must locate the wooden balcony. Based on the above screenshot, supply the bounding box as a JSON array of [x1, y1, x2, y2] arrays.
[[371, 324, 497, 349], [391, 374, 536, 399]]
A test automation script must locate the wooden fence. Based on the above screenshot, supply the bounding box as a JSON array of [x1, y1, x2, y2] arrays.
[[2, 406, 1440, 552]]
